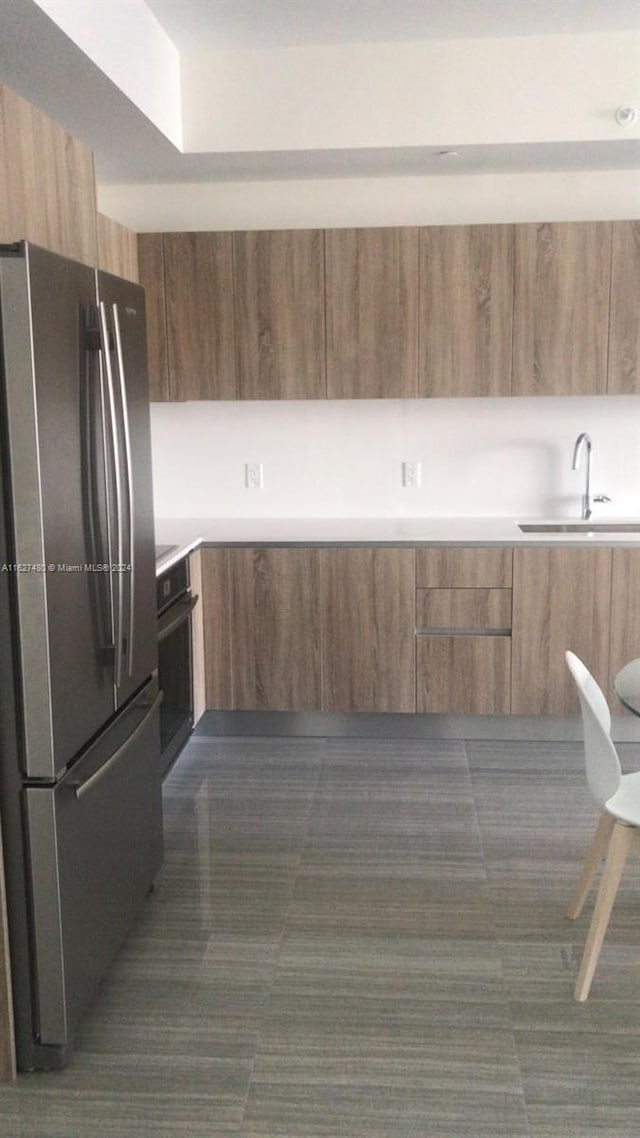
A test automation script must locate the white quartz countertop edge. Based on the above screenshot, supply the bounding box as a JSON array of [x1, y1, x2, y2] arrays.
[[155, 516, 640, 573]]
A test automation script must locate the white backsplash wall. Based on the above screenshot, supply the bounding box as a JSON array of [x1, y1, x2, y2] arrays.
[[150, 396, 640, 520]]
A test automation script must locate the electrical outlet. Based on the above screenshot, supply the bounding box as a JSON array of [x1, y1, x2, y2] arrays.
[[245, 462, 264, 489], [402, 461, 422, 489]]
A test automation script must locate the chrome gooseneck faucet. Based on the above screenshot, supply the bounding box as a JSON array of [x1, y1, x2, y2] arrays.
[[572, 432, 592, 520], [571, 432, 611, 520]]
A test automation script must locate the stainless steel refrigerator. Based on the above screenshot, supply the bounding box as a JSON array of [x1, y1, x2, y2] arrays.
[[0, 242, 163, 1070]]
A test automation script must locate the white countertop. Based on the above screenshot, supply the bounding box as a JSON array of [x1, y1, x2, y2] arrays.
[[154, 515, 640, 574]]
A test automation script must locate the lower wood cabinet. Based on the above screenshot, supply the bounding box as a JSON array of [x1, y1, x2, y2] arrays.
[[511, 547, 612, 715], [417, 636, 511, 715], [609, 549, 640, 711], [201, 545, 415, 713], [321, 548, 415, 712], [201, 549, 233, 710], [202, 548, 321, 710], [228, 548, 322, 710], [415, 571, 513, 715], [200, 542, 640, 719]]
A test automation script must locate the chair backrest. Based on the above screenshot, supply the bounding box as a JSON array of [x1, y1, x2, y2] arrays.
[[565, 651, 622, 806]]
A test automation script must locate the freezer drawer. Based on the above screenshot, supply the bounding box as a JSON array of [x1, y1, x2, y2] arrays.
[[24, 679, 163, 1056]]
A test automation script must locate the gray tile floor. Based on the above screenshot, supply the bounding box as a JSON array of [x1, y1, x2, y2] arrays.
[[3, 731, 640, 1136]]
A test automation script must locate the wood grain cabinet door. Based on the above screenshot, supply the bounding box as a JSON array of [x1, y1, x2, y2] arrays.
[[512, 222, 611, 396], [321, 548, 415, 712], [325, 227, 419, 398], [417, 637, 511, 715], [163, 232, 236, 400], [137, 233, 170, 401], [419, 224, 513, 398], [228, 548, 322, 710], [0, 83, 97, 266], [234, 229, 326, 399], [201, 549, 233, 710], [416, 546, 513, 589], [609, 549, 640, 710], [97, 214, 138, 282], [608, 220, 640, 395], [511, 547, 612, 715]]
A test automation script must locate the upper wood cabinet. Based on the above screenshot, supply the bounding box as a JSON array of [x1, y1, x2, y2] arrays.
[[325, 227, 419, 398], [164, 232, 236, 400], [419, 224, 514, 398], [137, 234, 170, 402], [608, 220, 640, 395], [512, 222, 612, 397], [511, 547, 612, 715], [234, 229, 326, 399], [321, 548, 415, 712], [137, 218, 639, 402], [0, 83, 97, 266], [97, 213, 138, 282]]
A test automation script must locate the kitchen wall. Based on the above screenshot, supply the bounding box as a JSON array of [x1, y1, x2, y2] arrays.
[[150, 395, 640, 520], [99, 169, 640, 232], [109, 168, 640, 525]]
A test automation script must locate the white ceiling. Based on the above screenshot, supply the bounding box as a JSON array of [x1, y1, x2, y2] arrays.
[[146, 0, 640, 51], [0, 0, 639, 184]]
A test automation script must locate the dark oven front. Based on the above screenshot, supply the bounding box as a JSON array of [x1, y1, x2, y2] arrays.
[[157, 557, 197, 777]]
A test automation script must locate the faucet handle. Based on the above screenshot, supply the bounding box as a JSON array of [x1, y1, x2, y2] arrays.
[[593, 494, 611, 504]]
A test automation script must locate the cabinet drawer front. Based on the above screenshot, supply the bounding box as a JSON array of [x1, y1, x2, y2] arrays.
[[416, 547, 513, 588], [417, 636, 511, 715], [416, 588, 512, 632]]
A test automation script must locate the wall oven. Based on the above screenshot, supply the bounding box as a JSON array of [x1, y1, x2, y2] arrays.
[[156, 554, 198, 778]]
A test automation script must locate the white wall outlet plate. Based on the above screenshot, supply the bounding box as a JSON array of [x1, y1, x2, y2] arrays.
[[402, 461, 422, 489], [245, 462, 264, 489]]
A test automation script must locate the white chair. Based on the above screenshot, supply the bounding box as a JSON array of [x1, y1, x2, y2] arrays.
[[565, 650, 640, 1001]]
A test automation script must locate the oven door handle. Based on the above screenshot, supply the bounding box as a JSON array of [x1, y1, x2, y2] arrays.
[[158, 593, 199, 643]]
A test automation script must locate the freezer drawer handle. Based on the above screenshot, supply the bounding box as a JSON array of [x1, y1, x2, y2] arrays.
[[69, 691, 163, 801], [158, 593, 199, 643]]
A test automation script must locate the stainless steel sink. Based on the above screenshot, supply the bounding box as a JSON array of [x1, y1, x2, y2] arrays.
[[519, 523, 640, 534]]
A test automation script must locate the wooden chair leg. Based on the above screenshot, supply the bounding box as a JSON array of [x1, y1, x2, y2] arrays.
[[567, 811, 615, 920], [574, 821, 635, 1002]]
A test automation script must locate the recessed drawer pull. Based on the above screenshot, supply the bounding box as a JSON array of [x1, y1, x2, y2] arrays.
[[415, 627, 512, 637]]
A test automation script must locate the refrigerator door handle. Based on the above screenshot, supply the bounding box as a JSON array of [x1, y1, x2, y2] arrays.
[[69, 690, 163, 800], [98, 301, 125, 690], [96, 350, 115, 653], [112, 302, 136, 679], [85, 322, 115, 661]]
